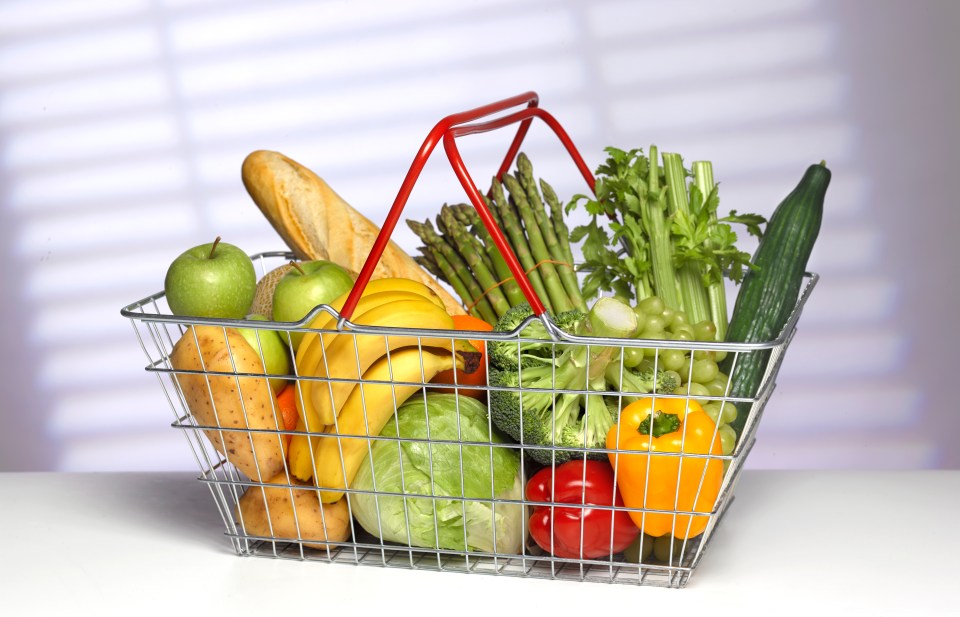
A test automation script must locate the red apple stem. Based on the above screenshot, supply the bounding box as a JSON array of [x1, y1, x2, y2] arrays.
[[290, 260, 306, 275], [209, 236, 222, 259]]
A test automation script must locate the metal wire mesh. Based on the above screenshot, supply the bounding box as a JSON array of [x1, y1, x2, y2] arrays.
[[121, 251, 816, 589]]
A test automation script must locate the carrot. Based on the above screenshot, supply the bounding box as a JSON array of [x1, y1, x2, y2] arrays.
[[432, 314, 493, 401], [276, 384, 300, 447]]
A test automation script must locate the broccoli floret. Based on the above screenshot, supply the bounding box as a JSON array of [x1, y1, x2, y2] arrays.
[[486, 298, 649, 464], [604, 362, 682, 407], [494, 302, 586, 335], [488, 303, 585, 371], [559, 393, 618, 456], [488, 351, 615, 465]]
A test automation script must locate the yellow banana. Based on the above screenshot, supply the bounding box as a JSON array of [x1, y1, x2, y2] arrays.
[[296, 277, 444, 361], [288, 279, 449, 482], [295, 292, 447, 431], [313, 346, 469, 503], [286, 413, 329, 482], [295, 287, 442, 374], [308, 298, 480, 426]]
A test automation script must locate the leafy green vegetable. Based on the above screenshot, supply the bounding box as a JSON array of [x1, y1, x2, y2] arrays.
[[567, 146, 766, 338], [350, 393, 524, 554]]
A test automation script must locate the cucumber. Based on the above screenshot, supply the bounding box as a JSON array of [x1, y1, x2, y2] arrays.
[[725, 162, 830, 438]]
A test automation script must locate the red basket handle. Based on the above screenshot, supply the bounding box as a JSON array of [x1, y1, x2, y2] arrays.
[[341, 91, 596, 320]]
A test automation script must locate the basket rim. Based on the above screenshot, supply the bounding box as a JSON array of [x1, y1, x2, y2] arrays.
[[121, 250, 819, 353]]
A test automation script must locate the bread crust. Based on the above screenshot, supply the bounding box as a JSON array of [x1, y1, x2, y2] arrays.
[[241, 150, 464, 316]]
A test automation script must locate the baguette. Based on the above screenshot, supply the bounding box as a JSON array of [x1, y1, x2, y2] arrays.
[[241, 150, 465, 316]]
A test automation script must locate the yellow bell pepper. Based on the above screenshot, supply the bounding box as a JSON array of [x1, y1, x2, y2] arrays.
[[606, 397, 723, 539]]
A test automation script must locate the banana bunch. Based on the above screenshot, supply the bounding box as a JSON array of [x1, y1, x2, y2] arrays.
[[286, 278, 481, 503]]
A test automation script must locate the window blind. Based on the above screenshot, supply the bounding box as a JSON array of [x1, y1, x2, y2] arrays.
[[0, 0, 935, 470]]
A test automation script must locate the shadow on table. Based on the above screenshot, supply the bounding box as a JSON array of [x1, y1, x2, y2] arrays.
[[94, 472, 233, 553]]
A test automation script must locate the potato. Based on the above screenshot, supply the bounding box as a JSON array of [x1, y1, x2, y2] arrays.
[[235, 472, 351, 549], [170, 325, 285, 482]]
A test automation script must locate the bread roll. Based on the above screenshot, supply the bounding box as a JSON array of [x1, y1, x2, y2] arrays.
[[241, 150, 464, 316]]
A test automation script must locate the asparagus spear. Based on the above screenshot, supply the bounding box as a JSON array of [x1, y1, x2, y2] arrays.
[[445, 204, 495, 270], [414, 252, 443, 280], [439, 206, 511, 318], [449, 204, 526, 308], [413, 246, 485, 320], [539, 178, 575, 267], [484, 194, 504, 231], [447, 202, 472, 229], [439, 205, 497, 277], [516, 154, 586, 311], [502, 173, 573, 313], [490, 177, 554, 314], [408, 219, 498, 324]]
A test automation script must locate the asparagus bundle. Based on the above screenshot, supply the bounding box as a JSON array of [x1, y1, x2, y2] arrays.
[[408, 153, 586, 325]]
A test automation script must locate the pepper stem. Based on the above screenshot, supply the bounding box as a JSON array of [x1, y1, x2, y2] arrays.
[[637, 411, 681, 438]]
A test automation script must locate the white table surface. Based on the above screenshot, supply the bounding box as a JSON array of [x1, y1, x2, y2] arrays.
[[2, 470, 956, 616]]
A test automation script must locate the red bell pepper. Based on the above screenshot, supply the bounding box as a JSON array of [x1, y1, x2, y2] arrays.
[[526, 460, 639, 559]]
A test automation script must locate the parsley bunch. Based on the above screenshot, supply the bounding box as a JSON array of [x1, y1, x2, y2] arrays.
[[566, 146, 765, 339]]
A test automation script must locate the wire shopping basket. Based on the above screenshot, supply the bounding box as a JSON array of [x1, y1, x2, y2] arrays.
[[121, 93, 817, 588]]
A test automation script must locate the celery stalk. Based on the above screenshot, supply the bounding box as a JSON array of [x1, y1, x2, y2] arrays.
[[663, 152, 710, 326], [567, 147, 764, 332], [693, 160, 727, 339], [639, 146, 682, 312]]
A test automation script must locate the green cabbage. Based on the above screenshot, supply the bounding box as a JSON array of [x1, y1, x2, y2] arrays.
[[350, 393, 524, 554]]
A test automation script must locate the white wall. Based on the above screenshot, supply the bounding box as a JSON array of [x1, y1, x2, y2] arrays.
[[2, 0, 957, 471]]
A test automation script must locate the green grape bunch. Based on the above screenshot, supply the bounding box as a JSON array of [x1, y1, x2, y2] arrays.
[[621, 294, 738, 455]]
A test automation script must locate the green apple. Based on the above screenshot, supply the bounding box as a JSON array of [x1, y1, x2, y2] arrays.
[[164, 237, 256, 319], [272, 260, 354, 351], [237, 315, 291, 394]]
